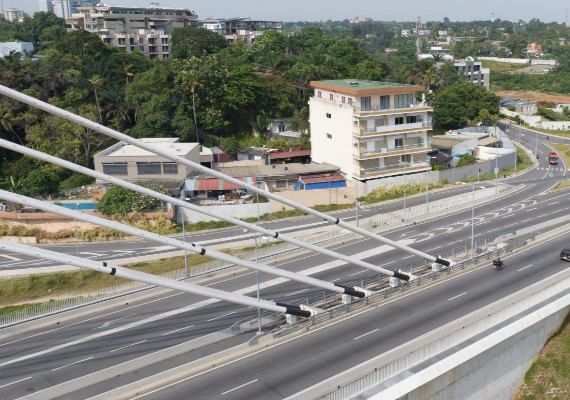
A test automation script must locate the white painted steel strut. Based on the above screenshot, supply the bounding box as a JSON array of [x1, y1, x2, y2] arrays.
[[0, 240, 312, 317], [0, 85, 454, 272]]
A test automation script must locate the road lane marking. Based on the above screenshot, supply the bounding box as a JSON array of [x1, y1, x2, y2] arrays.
[[161, 325, 194, 336], [429, 246, 441, 251], [51, 356, 94, 371], [353, 328, 379, 340], [0, 254, 20, 261], [221, 379, 258, 395], [285, 289, 309, 297], [347, 270, 365, 277], [448, 292, 467, 301], [110, 340, 147, 353], [206, 312, 236, 322], [0, 376, 32, 389], [97, 313, 136, 329], [518, 264, 533, 271]]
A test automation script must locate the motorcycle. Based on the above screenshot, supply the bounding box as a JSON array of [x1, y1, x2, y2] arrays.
[[492, 258, 504, 271]]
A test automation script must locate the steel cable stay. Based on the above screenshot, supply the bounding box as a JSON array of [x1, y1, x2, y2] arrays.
[[0, 189, 366, 312], [0, 240, 311, 318], [0, 139, 401, 286], [0, 85, 455, 278]]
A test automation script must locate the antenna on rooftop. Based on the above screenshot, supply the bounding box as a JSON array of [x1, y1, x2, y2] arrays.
[[491, 12, 495, 22], [0, 0, 5, 18], [150, 1, 159, 8]]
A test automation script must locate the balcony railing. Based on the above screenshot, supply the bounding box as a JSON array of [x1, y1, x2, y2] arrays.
[[353, 103, 432, 113], [357, 161, 430, 176], [355, 121, 432, 135], [354, 143, 428, 158]]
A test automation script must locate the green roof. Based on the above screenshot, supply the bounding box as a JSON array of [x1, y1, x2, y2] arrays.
[[315, 79, 418, 90]]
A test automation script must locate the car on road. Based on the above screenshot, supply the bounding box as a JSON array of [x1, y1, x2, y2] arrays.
[[560, 248, 570, 261], [548, 151, 559, 165]]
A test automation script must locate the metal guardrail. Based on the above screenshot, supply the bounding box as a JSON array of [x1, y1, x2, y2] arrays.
[[0, 188, 505, 328], [260, 236, 531, 340]]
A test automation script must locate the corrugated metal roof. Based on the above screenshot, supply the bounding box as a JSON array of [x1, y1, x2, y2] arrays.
[[300, 175, 345, 184], [210, 163, 339, 179], [197, 177, 256, 191], [478, 137, 500, 146], [268, 150, 311, 159]]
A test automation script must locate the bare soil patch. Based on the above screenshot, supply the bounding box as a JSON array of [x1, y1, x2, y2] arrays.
[[495, 90, 570, 105]]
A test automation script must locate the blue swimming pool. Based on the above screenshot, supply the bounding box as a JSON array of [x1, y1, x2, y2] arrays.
[[56, 202, 97, 211]]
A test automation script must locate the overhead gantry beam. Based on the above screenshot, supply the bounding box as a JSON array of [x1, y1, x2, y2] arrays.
[[0, 85, 454, 271]]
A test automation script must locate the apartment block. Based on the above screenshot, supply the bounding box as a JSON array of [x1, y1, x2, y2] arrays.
[[199, 18, 283, 46], [454, 57, 490, 89], [309, 79, 432, 182], [67, 5, 197, 59]]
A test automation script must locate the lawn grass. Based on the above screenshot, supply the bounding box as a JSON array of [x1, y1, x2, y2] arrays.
[[0, 253, 214, 311], [512, 314, 570, 399], [482, 60, 529, 73]]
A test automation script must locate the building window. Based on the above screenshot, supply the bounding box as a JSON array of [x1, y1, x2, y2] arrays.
[[162, 162, 178, 174], [317, 91, 322, 98], [406, 115, 418, 123], [326, 133, 332, 139], [361, 96, 371, 111], [395, 138, 404, 148], [348, 98, 353, 105], [102, 162, 128, 176], [326, 113, 331, 118], [137, 162, 162, 175], [395, 117, 404, 125], [276, 180, 288, 189], [394, 94, 413, 108], [341, 96, 346, 103], [329, 94, 334, 100], [380, 95, 390, 110]]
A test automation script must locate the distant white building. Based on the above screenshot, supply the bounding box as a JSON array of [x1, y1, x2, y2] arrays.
[[0, 42, 34, 57], [454, 57, 490, 89], [38, 0, 53, 13], [4, 8, 28, 22]]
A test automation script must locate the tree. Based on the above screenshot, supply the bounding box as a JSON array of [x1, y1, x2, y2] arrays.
[[19, 167, 61, 197], [96, 185, 165, 215], [171, 27, 228, 59], [251, 114, 269, 137], [456, 154, 477, 167], [432, 81, 500, 130]]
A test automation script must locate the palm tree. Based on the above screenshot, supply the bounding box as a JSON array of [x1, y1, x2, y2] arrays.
[[0, 103, 22, 145], [185, 74, 201, 143], [89, 75, 104, 124]]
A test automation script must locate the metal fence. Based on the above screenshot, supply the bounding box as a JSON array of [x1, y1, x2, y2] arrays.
[[0, 187, 504, 328]]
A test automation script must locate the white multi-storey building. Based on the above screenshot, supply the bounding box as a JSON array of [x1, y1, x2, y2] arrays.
[[67, 5, 198, 59], [454, 57, 490, 89], [309, 79, 433, 182], [4, 8, 28, 22]]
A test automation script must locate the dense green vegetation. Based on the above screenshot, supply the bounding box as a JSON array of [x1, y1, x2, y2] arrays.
[[0, 13, 569, 197]]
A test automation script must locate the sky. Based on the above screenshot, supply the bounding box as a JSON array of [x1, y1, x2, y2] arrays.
[[6, 0, 570, 24]]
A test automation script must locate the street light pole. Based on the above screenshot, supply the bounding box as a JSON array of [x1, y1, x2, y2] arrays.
[[74, 202, 79, 257], [495, 153, 499, 194], [354, 181, 359, 227], [470, 182, 475, 255], [181, 207, 189, 278]]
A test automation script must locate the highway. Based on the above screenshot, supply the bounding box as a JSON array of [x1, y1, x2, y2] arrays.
[[0, 127, 569, 399]]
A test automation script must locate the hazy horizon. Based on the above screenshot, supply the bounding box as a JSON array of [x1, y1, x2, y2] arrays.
[[6, 0, 570, 25]]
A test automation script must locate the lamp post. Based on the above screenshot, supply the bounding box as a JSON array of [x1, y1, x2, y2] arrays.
[[243, 228, 262, 334], [74, 203, 80, 257], [354, 180, 359, 227], [495, 153, 499, 194], [470, 182, 475, 255], [425, 156, 436, 214], [180, 206, 189, 278]]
